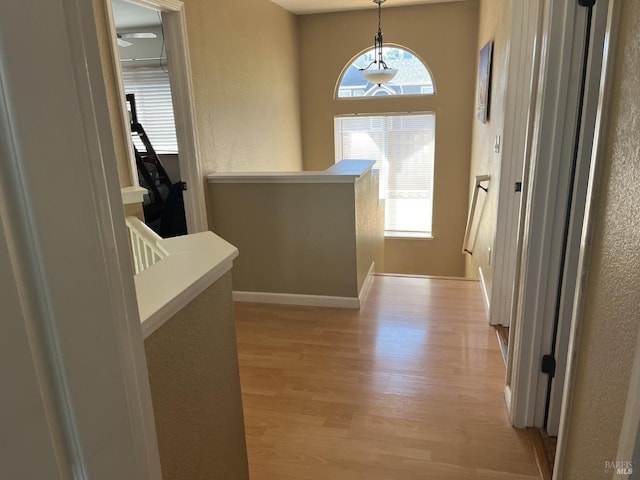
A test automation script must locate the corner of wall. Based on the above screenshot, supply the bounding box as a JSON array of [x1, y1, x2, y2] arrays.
[[184, 0, 303, 173]]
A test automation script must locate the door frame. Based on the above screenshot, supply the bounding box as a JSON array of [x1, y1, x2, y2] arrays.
[[489, 0, 543, 329], [506, 0, 617, 432], [0, 0, 162, 476], [555, 0, 621, 473], [103, 0, 208, 233], [544, 0, 612, 437]]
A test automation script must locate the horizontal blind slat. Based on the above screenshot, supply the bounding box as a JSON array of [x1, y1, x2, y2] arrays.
[[122, 66, 178, 154], [335, 113, 435, 235]]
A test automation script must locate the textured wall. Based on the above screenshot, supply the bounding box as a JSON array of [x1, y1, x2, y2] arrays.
[[298, 1, 479, 277], [124, 202, 144, 220], [465, 0, 511, 293], [92, 0, 134, 187], [355, 171, 384, 291], [561, 2, 640, 478], [208, 182, 360, 297], [183, 0, 303, 173], [144, 272, 250, 480]]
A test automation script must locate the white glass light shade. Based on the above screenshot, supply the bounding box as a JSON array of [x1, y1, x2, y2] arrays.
[[360, 68, 398, 85]]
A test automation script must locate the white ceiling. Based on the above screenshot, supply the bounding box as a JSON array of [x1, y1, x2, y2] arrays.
[[112, 0, 161, 29], [111, 0, 466, 29], [269, 0, 465, 15]]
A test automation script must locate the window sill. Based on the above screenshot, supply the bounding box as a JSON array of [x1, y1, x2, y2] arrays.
[[385, 232, 433, 240]]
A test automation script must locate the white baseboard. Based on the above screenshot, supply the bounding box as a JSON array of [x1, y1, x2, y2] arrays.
[[234, 264, 377, 310], [495, 329, 508, 366], [504, 385, 513, 419], [233, 291, 360, 309], [358, 262, 375, 305], [478, 266, 491, 320]]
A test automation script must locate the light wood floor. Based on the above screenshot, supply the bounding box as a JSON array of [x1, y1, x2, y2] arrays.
[[234, 275, 541, 480]]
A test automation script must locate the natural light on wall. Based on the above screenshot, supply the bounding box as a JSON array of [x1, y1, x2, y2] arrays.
[[335, 113, 435, 237], [337, 47, 435, 98]]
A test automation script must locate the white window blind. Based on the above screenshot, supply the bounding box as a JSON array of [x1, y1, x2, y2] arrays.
[[121, 66, 178, 154], [335, 113, 435, 237]]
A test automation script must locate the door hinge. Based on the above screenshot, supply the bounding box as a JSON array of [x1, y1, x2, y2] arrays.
[[541, 354, 556, 377], [578, 0, 596, 7], [181, 181, 188, 191], [515, 181, 522, 192]]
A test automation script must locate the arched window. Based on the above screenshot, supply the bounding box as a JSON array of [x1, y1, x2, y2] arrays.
[[336, 47, 435, 99]]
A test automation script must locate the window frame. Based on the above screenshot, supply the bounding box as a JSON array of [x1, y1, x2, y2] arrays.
[[335, 45, 436, 100]]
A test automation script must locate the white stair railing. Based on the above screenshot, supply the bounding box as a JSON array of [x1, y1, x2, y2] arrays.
[[125, 216, 167, 274]]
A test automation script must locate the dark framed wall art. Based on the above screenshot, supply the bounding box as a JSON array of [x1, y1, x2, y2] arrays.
[[476, 40, 493, 124]]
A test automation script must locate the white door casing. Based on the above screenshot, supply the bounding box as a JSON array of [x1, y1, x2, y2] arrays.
[[508, 0, 587, 428], [506, 0, 615, 432], [0, 0, 161, 477], [545, 0, 611, 437], [555, 1, 621, 475], [103, 0, 209, 234], [489, 0, 542, 329]]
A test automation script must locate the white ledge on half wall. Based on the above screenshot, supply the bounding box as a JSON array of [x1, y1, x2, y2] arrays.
[[121, 185, 147, 204], [134, 231, 238, 339], [206, 159, 376, 184]]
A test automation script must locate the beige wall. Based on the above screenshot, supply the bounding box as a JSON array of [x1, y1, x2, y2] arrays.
[[183, 0, 303, 173], [94, 0, 304, 215], [208, 182, 359, 297], [465, 0, 511, 293], [92, 0, 135, 187], [144, 272, 249, 480], [208, 168, 382, 299], [561, 2, 640, 477], [355, 171, 384, 290], [298, 1, 478, 277], [124, 202, 144, 220]]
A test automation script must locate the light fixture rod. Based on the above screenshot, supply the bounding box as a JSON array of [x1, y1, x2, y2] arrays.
[[374, 0, 388, 69], [359, 0, 397, 86]]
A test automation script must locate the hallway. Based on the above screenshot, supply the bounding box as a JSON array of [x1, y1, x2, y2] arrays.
[[235, 275, 540, 479]]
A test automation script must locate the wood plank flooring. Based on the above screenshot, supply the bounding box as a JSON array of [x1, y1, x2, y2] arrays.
[[234, 275, 541, 480]]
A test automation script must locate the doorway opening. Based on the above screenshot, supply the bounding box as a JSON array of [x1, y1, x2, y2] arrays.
[[104, 0, 208, 235], [112, 0, 186, 237]]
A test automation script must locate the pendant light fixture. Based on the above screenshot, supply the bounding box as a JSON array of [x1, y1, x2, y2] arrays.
[[359, 0, 398, 86]]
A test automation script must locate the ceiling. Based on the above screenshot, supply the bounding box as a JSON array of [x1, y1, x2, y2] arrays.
[[269, 0, 465, 15], [111, 0, 466, 28], [112, 0, 161, 29]]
